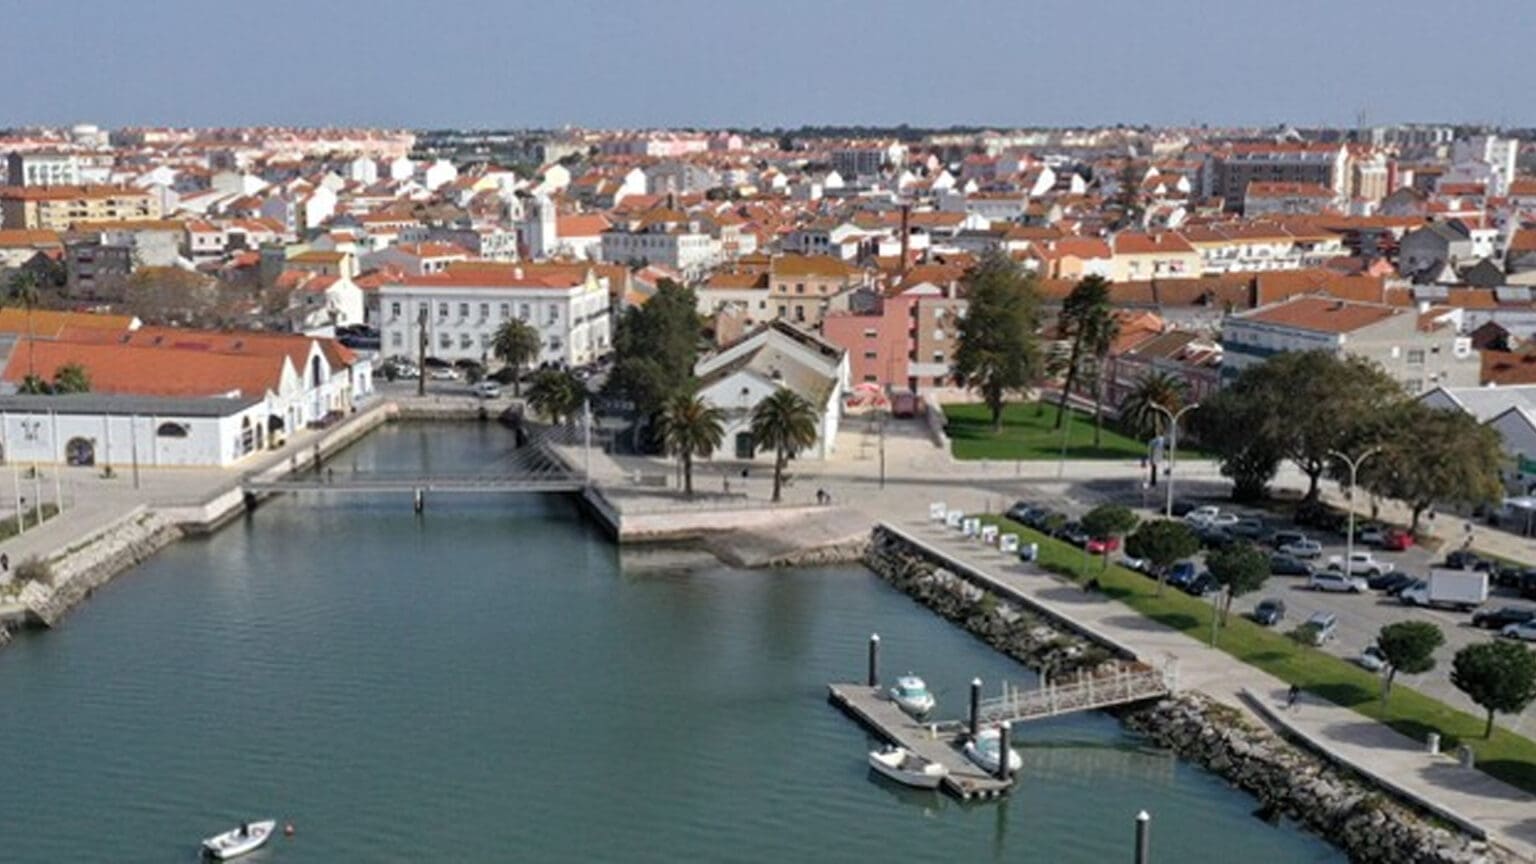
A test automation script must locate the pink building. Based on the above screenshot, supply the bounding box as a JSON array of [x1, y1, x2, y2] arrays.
[[822, 268, 968, 393]]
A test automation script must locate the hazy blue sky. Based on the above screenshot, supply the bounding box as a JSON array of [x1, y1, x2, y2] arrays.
[[2, 0, 1530, 129]]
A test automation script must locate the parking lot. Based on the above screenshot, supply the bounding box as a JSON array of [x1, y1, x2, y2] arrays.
[[1008, 493, 1536, 733]]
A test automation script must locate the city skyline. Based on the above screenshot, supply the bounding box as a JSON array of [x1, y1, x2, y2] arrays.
[[2, 0, 1532, 130]]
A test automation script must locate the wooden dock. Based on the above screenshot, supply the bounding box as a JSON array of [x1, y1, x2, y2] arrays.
[[827, 682, 1013, 800]]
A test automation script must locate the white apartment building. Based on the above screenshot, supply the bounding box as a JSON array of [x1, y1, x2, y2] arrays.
[[6, 151, 81, 187], [600, 212, 722, 279], [378, 263, 611, 367]]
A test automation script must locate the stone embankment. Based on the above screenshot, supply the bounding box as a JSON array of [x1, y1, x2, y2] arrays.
[[1123, 694, 1510, 864], [863, 525, 1115, 677], [16, 509, 183, 628]]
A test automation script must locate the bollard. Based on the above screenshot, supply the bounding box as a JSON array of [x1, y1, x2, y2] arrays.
[[867, 634, 880, 688], [1135, 810, 1150, 864], [413, 487, 425, 514], [969, 678, 982, 740], [1457, 744, 1475, 770], [996, 721, 1013, 781], [1426, 732, 1441, 755]]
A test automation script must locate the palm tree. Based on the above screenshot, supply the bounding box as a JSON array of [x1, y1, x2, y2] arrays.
[[1119, 371, 1188, 440], [655, 392, 726, 497], [7, 270, 42, 381], [1054, 275, 1111, 429], [1082, 306, 1121, 447], [491, 318, 541, 397], [750, 388, 819, 503], [526, 369, 587, 425], [51, 362, 91, 394]]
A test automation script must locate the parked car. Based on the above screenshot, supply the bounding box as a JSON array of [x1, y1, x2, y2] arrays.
[[1442, 550, 1487, 571], [1269, 553, 1315, 577], [1279, 538, 1323, 560], [1357, 645, 1388, 673], [1004, 501, 1033, 522], [1206, 513, 1239, 529], [1354, 524, 1388, 546], [1118, 553, 1152, 575], [1521, 572, 1536, 601], [1184, 506, 1222, 526], [1252, 598, 1286, 626], [1380, 529, 1415, 551], [428, 366, 462, 381], [1054, 521, 1091, 547], [1166, 561, 1199, 588], [1367, 572, 1414, 594], [1325, 552, 1394, 577], [1022, 508, 1059, 531], [1169, 499, 1202, 517], [1270, 530, 1308, 551], [1182, 573, 1219, 597], [1086, 536, 1121, 555], [1302, 611, 1338, 645], [1231, 517, 1270, 540], [1501, 621, 1536, 642], [1295, 501, 1347, 534], [1471, 607, 1536, 630], [470, 380, 502, 399], [1197, 526, 1238, 550], [1309, 571, 1369, 593]]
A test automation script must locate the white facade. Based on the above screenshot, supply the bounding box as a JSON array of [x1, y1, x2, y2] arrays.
[[694, 322, 849, 462], [378, 269, 611, 366], [600, 226, 722, 279], [0, 398, 269, 468]]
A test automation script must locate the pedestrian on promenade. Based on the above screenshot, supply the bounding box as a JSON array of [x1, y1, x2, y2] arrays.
[[1, 553, 8, 574], [1286, 684, 1301, 711]]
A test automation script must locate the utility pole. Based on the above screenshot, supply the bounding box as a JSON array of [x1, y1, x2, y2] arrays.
[[1329, 446, 1382, 580], [416, 303, 428, 397], [878, 407, 886, 490], [1149, 402, 1199, 518]]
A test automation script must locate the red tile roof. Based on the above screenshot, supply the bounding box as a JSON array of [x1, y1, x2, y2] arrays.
[[1241, 297, 1399, 334]]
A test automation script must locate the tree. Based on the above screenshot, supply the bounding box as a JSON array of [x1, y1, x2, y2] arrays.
[[1191, 374, 1287, 501], [6, 269, 41, 380], [1375, 621, 1444, 706], [17, 374, 50, 395], [491, 318, 541, 397], [1206, 543, 1269, 625], [1083, 306, 1121, 448], [1124, 519, 1200, 595], [1451, 641, 1536, 738], [1113, 161, 1146, 228], [1355, 403, 1503, 532], [1119, 371, 1188, 441], [750, 388, 819, 503], [51, 362, 90, 395], [1081, 504, 1139, 570], [1054, 275, 1111, 430], [525, 369, 587, 425], [1223, 351, 1400, 501], [951, 252, 1040, 432], [655, 391, 726, 497], [605, 279, 700, 419]]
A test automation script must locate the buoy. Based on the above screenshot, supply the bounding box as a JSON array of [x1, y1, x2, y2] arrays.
[[284, 823, 295, 837]]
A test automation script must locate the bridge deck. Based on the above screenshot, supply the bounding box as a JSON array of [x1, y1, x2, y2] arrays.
[[827, 683, 1012, 800], [243, 476, 585, 493], [933, 665, 1170, 732]]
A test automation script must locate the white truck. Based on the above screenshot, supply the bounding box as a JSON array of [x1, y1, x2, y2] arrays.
[[1399, 568, 1488, 612], [1325, 551, 1395, 577]]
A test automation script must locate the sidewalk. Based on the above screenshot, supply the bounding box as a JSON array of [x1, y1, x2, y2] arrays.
[[893, 514, 1536, 861]]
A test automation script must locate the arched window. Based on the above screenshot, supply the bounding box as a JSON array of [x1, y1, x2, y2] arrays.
[[156, 422, 190, 438]]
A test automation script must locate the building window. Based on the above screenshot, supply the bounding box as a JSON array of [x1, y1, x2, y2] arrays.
[[460, 334, 474, 349], [439, 333, 452, 349], [795, 283, 805, 294], [438, 302, 449, 318], [548, 304, 559, 323], [156, 422, 190, 438], [500, 303, 510, 318], [863, 351, 878, 360], [390, 301, 401, 317], [1406, 349, 1426, 364], [391, 332, 403, 347], [459, 302, 470, 317], [932, 352, 944, 363], [519, 303, 530, 321], [863, 374, 878, 383], [863, 328, 878, 338], [479, 303, 489, 319]]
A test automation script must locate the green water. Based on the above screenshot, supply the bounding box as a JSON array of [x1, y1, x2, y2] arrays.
[[0, 424, 1343, 862]]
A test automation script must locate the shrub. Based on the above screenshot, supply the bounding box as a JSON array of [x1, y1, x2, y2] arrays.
[[15, 557, 53, 587]]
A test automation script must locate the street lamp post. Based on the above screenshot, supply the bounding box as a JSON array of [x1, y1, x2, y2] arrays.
[[1148, 402, 1200, 518], [1328, 446, 1382, 580]]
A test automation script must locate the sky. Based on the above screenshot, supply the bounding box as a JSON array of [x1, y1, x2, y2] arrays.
[[2, 0, 1532, 130]]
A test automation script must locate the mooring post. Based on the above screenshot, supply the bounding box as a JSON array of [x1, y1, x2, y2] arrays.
[[1135, 810, 1150, 864], [413, 487, 424, 514], [996, 721, 1013, 781], [969, 677, 982, 740], [867, 633, 880, 687]]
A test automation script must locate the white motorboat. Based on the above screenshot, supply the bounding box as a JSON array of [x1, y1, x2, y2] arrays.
[[964, 728, 1023, 775], [868, 745, 948, 789], [888, 675, 936, 717], [202, 819, 276, 860]]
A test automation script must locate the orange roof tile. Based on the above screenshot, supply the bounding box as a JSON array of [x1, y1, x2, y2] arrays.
[[1242, 297, 1399, 334]]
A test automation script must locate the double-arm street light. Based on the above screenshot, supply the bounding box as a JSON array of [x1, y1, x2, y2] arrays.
[[1148, 402, 1199, 518], [1328, 446, 1382, 578]]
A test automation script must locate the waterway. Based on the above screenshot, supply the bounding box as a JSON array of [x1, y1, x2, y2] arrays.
[[0, 424, 1343, 862]]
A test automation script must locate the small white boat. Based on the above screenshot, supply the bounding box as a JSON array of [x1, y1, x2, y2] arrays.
[[888, 675, 936, 717], [868, 745, 948, 789], [202, 819, 276, 860], [964, 728, 1023, 775]]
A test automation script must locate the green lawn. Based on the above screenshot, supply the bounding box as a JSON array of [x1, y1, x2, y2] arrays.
[[978, 513, 1536, 795], [945, 402, 1162, 461]]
